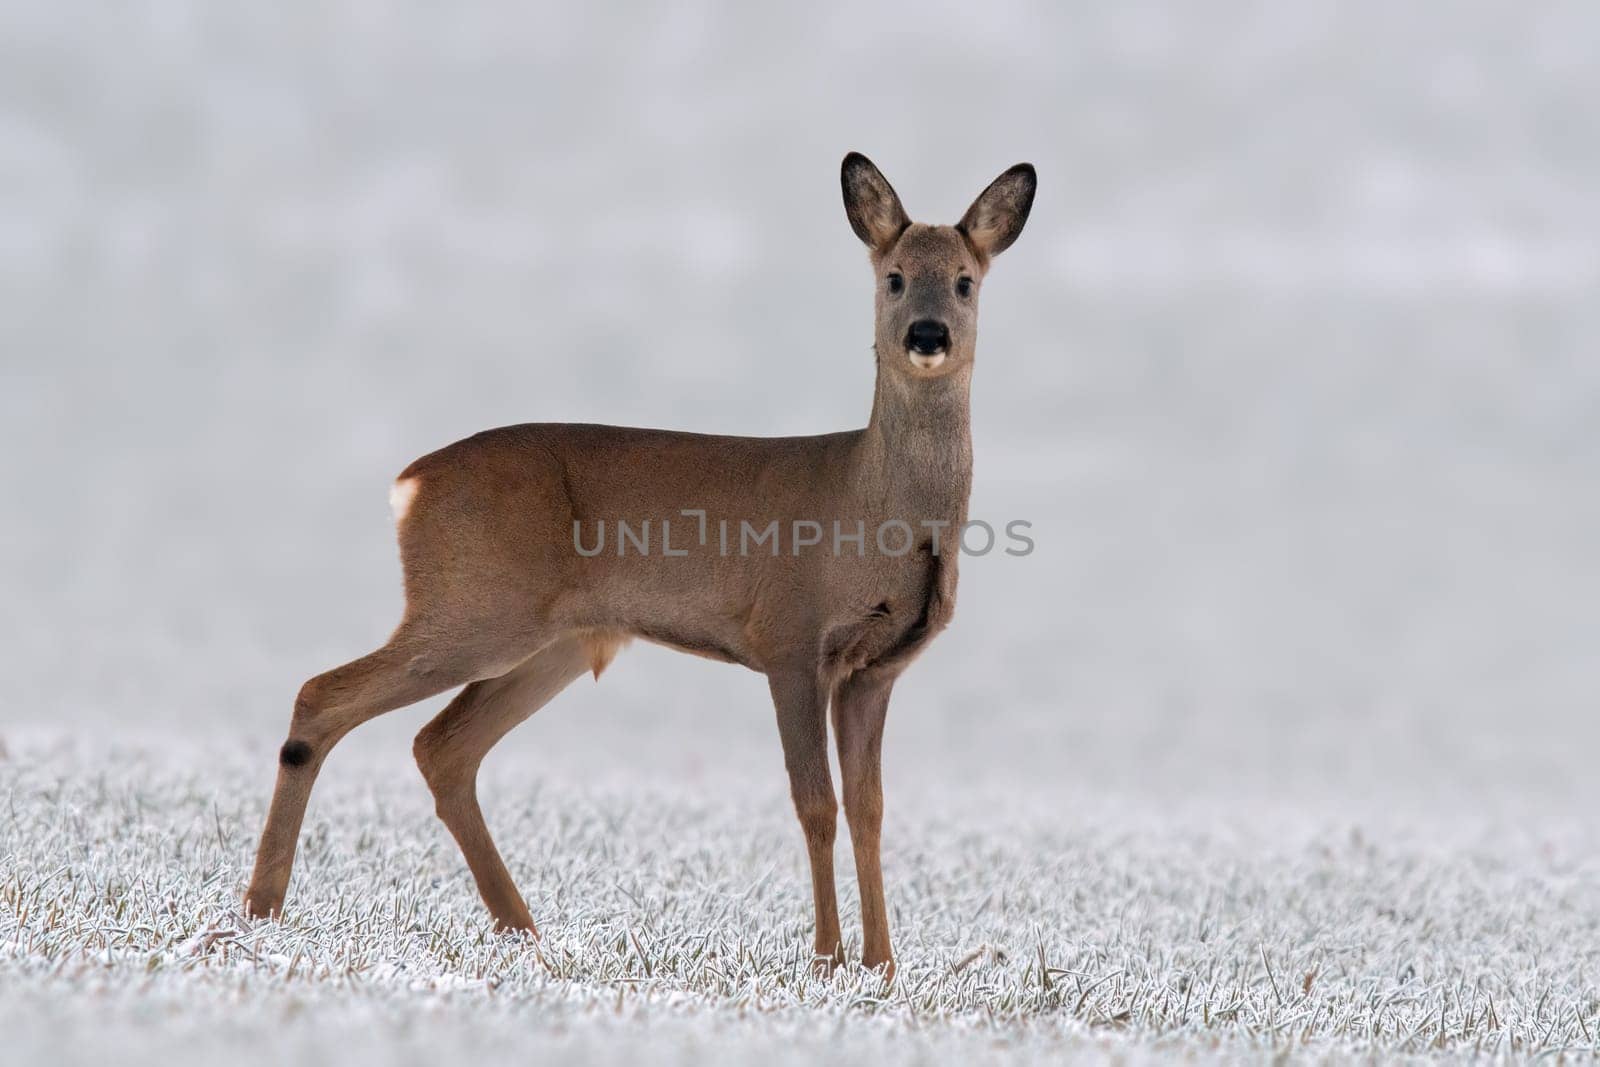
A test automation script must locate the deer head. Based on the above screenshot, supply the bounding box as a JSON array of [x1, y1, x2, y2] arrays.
[[841, 152, 1036, 375]]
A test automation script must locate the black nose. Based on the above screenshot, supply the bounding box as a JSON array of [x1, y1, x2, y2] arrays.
[[906, 319, 950, 355]]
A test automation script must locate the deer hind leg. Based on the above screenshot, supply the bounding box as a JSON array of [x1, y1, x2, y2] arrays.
[[832, 670, 895, 980], [244, 624, 543, 921], [769, 666, 843, 971], [412, 633, 602, 934]]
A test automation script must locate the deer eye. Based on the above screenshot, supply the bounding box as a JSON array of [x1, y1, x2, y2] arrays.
[[955, 276, 974, 298], [886, 272, 904, 295]]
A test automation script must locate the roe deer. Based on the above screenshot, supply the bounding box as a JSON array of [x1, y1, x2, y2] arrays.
[[244, 153, 1036, 977]]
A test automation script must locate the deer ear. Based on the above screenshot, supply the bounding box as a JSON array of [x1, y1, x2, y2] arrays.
[[841, 152, 910, 253], [959, 163, 1036, 261]]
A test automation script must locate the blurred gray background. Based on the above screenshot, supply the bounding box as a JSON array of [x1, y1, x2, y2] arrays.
[[2, 3, 1595, 819]]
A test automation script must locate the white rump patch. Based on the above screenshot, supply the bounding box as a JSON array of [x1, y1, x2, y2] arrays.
[[389, 477, 420, 524], [909, 351, 947, 370]]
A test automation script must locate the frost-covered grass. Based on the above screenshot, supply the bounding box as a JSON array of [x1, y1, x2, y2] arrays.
[[4, 739, 1598, 1064]]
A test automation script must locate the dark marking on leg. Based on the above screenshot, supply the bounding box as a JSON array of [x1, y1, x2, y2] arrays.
[[279, 739, 313, 767]]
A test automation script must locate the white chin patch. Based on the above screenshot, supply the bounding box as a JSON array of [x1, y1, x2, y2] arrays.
[[908, 350, 947, 370]]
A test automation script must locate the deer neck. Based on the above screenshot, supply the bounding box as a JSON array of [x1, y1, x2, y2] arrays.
[[855, 350, 973, 525]]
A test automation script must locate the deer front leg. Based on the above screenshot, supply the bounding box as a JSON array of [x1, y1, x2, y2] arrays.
[[832, 670, 895, 979], [768, 666, 842, 972]]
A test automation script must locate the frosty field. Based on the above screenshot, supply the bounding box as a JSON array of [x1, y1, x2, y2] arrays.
[[4, 1, 1599, 1063], [5, 735, 1600, 1065]]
